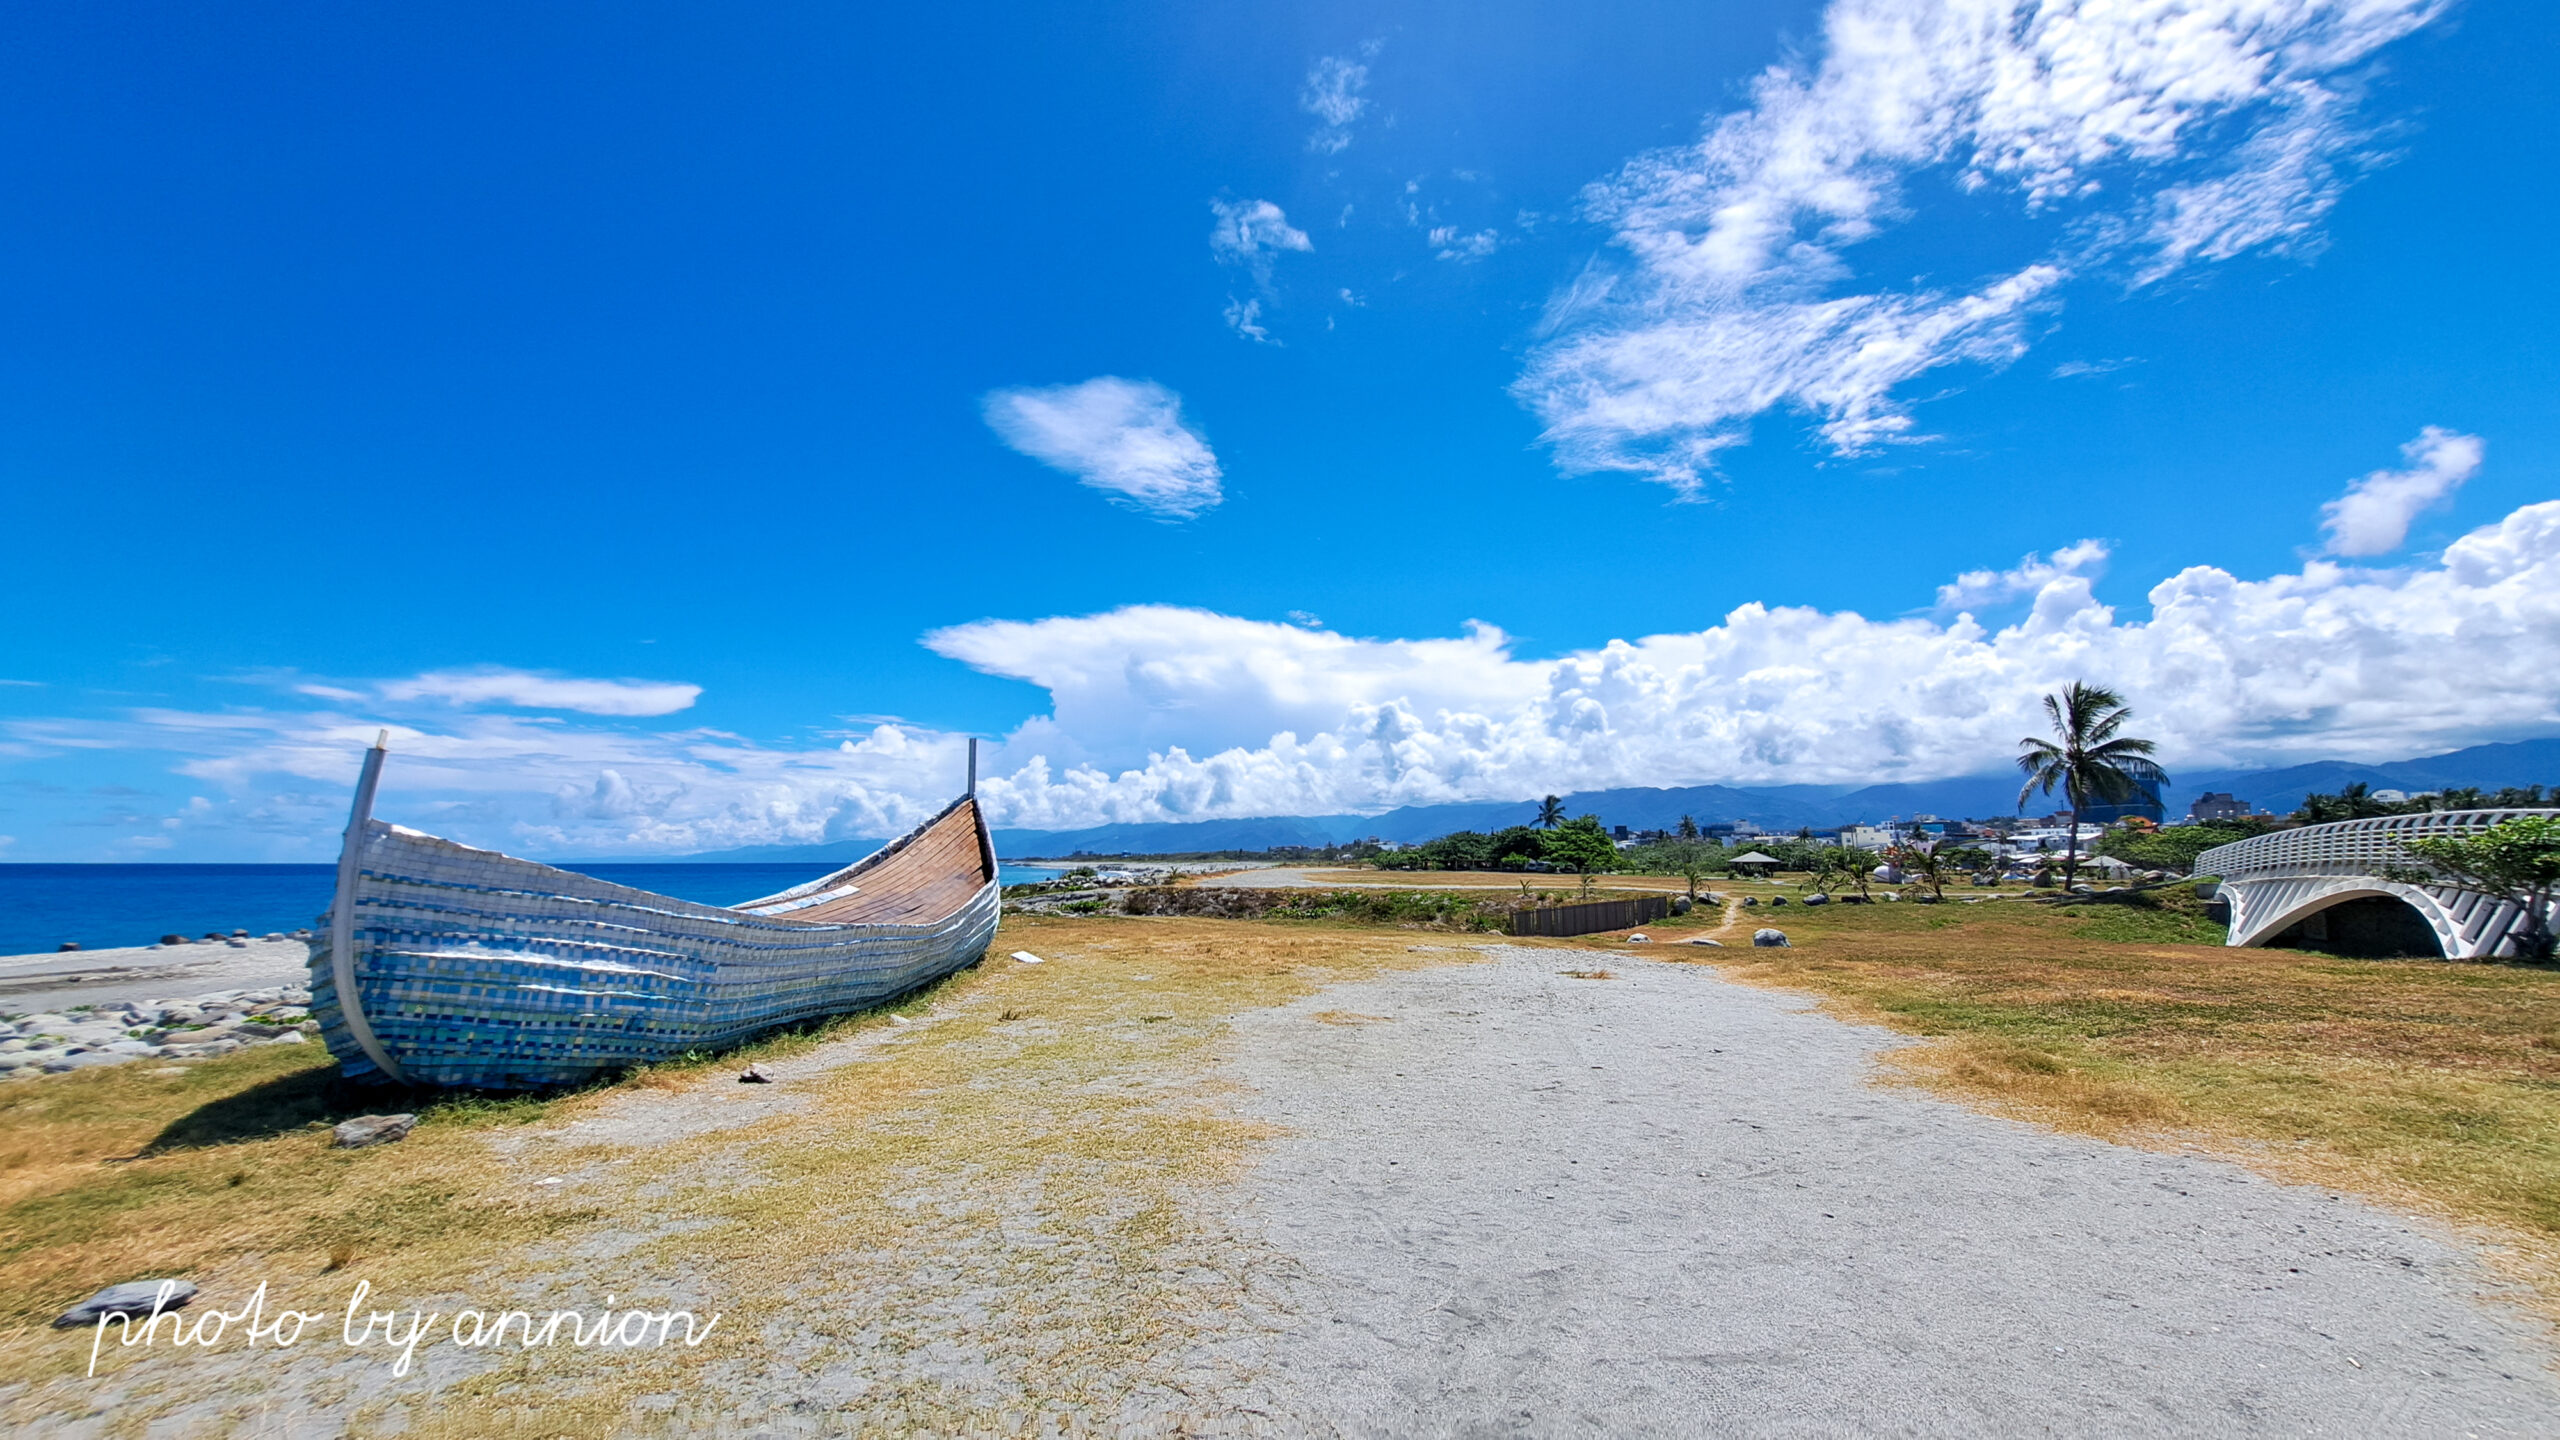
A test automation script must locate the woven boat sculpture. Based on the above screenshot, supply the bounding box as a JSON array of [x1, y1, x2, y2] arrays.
[[307, 738, 1000, 1089]]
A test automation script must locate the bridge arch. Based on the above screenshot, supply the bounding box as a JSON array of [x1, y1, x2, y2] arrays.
[[2196, 810, 2559, 961], [2239, 883, 2451, 958]]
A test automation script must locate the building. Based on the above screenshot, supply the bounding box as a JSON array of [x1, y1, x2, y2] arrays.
[[1728, 850, 1782, 876], [2185, 792, 2253, 823]]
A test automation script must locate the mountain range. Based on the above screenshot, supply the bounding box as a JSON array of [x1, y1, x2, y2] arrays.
[[665, 738, 2560, 863]]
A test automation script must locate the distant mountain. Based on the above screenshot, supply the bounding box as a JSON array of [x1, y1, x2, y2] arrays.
[[665, 737, 2560, 861]]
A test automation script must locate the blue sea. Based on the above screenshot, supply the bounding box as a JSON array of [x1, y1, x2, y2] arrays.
[[0, 862, 1066, 957]]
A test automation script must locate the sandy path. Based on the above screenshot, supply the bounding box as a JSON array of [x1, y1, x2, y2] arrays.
[[1221, 946, 2560, 1436], [0, 939, 310, 1012]]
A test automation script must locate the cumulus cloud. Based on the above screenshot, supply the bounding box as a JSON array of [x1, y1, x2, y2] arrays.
[[1302, 53, 1372, 154], [22, 494, 2560, 858], [368, 667, 701, 717], [1518, 0, 2446, 493], [981, 377, 1225, 519], [1208, 198, 1313, 287], [1933, 539, 2109, 613], [2320, 425, 2484, 556]]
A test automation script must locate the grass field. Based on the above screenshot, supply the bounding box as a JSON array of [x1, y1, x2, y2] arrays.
[[4, 893, 2557, 1430]]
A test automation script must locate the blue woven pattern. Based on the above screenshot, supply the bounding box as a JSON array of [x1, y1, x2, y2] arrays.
[[307, 820, 999, 1089]]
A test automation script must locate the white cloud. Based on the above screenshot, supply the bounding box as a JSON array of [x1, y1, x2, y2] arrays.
[[1302, 53, 1372, 154], [1518, 0, 2447, 493], [1934, 539, 2109, 613], [2320, 425, 2484, 556], [981, 377, 1224, 519], [1429, 226, 1500, 262], [22, 494, 2560, 857], [1223, 297, 1274, 344], [1208, 198, 1312, 287], [373, 668, 701, 716]]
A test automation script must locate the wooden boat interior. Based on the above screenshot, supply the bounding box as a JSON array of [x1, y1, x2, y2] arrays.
[[738, 797, 994, 927]]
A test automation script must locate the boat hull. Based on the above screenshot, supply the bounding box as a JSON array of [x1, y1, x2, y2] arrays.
[[307, 817, 999, 1090]]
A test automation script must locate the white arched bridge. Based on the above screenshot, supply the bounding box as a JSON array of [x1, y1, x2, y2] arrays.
[[2195, 810, 2557, 959]]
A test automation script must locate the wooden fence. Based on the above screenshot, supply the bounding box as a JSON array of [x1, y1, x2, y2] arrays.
[[1509, 894, 1670, 938]]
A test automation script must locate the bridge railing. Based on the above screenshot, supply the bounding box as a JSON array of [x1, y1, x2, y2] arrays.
[[2194, 809, 2560, 881]]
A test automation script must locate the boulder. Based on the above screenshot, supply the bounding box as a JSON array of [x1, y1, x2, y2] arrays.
[[1801, 893, 1830, 906], [1770, 896, 1789, 907], [54, 1280, 198, 1329], [332, 1114, 417, 1149], [1742, 896, 1759, 907], [1752, 929, 1791, 948], [57, 942, 80, 952], [160, 934, 187, 947], [1670, 897, 1693, 915]]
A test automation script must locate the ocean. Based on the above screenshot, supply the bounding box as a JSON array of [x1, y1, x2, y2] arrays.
[[0, 861, 1067, 957]]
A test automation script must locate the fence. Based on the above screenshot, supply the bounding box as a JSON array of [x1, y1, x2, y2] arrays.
[[1509, 894, 1670, 938]]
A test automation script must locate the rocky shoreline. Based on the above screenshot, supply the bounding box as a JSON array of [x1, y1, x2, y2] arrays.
[[0, 981, 320, 1078]]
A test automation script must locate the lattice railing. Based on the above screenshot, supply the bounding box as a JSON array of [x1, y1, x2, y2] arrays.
[[2195, 810, 2560, 880]]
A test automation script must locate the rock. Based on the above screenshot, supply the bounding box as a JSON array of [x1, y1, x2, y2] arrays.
[[263, 933, 286, 941], [230, 929, 249, 938], [160, 934, 187, 946], [1625, 933, 1651, 943], [1670, 897, 1693, 915], [1752, 928, 1791, 948], [43, 1053, 128, 1072], [233, 1022, 294, 1039], [1742, 897, 1759, 907], [1770, 896, 1790, 907], [1684, 937, 1725, 947], [57, 941, 80, 952], [1802, 893, 1830, 906], [739, 1065, 771, 1084], [54, 1280, 198, 1329], [332, 1114, 417, 1148]]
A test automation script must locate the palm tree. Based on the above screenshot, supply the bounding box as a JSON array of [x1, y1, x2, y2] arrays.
[[2016, 682, 2169, 889], [1536, 795, 1565, 830]]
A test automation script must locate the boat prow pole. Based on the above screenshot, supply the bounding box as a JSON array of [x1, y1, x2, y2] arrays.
[[328, 731, 407, 1084]]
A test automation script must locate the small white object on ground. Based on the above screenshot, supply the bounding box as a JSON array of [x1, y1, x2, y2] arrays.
[[890, 1014, 910, 1025], [1625, 933, 1650, 943], [54, 1279, 197, 1329], [1010, 951, 1045, 964]]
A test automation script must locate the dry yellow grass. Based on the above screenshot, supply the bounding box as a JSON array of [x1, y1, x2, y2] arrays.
[[0, 916, 1480, 1436]]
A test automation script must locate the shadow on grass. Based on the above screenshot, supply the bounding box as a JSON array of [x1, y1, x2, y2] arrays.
[[137, 965, 987, 1154], [139, 1066, 453, 1153]]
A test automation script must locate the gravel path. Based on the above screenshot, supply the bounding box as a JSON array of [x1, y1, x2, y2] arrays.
[[1222, 946, 2560, 1436]]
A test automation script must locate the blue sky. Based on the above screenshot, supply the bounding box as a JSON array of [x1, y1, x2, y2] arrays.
[[4, 0, 2557, 860]]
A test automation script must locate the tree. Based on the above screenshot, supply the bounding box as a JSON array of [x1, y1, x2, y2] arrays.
[[2390, 815, 2560, 961], [1677, 814, 1700, 840], [2016, 682, 2169, 890], [1541, 816, 1618, 896], [2099, 823, 2250, 875], [1536, 795, 1566, 830], [1888, 840, 1949, 900], [1632, 838, 1724, 899], [1490, 825, 1548, 868]]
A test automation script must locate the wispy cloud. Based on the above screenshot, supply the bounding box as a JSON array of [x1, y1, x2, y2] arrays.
[[369, 668, 702, 717], [982, 377, 1225, 520], [2321, 425, 2484, 557], [1516, 0, 2447, 494], [1933, 539, 2109, 614], [1223, 297, 1275, 344], [1208, 198, 1312, 287], [1302, 51, 1374, 154], [1429, 226, 1499, 262]]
